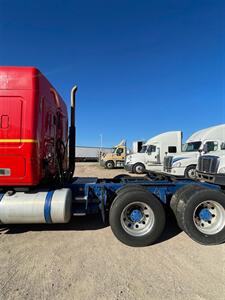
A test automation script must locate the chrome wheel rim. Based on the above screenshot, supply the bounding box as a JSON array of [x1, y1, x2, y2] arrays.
[[193, 200, 225, 235], [120, 202, 155, 237], [188, 168, 196, 179], [136, 165, 143, 173]]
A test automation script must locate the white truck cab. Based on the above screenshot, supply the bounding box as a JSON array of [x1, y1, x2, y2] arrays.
[[163, 124, 225, 179], [124, 131, 182, 174], [197, 143, 225, 185]]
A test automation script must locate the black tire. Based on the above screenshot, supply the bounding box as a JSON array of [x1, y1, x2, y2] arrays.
[[171, 184, 205, 229], [176, 188, 225, 245], [133, 163, 145, 174], [184, 165, 197, 179], [109, 185, 147, 212], [109, 189, 166, 247], [105, 160, 114, 169], [113, 174, 131, 180], [170, 185, 192, 216], [115, 184, 147, 197]]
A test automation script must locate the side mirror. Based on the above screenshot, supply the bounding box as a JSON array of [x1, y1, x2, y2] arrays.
[[203, 144, 209, 153]]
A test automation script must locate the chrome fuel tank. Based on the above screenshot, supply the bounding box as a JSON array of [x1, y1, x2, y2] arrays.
[[0, 188, 72, 224]]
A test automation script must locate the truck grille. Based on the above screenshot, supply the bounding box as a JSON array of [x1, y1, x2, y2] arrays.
[[197, 156, 219, 174], [164, 156, 173, 171]]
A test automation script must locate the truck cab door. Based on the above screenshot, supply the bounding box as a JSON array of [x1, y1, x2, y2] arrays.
[[116, 147, 125, 160], [146, 145, 159, 165]]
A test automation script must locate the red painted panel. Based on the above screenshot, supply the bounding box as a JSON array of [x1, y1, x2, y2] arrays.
[[0, 156, 25, 178], [0, 67, 68, 186], [0, 97, 22, 140], [1, 115, 9, 129]]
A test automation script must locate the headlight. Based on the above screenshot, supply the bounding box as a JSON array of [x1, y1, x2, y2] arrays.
[[173, 162, 181, 168], [218, 167, 225, 174]]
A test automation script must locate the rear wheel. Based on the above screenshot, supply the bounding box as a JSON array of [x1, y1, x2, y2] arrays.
[[105, 160, 114, 169], [133, 163, 145, 174], [171, 185, 205, 229], [176, 188, 225, 245], [109, 189, 166, 247]]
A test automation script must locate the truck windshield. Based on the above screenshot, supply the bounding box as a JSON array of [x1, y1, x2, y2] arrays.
[[140, 146, 147, 153], [182, 141, 202, 152], [112, 148, 117, 153]]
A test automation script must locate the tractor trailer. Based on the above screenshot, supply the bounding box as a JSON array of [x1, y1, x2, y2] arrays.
[[0, 66, 225, 247]]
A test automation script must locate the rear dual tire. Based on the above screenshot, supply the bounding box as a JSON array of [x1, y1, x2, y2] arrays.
[[170, 185, 205, 229], [171, 186, 225, 245], [109, 188, 166, 247]]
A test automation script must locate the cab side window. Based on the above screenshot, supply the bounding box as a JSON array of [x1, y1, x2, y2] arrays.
[[147, 145, 156, 153], [205, 141, 218, 152], [221, 142, 225, 150], [117, 148, 124, 155], [168, 146, 177, 153]]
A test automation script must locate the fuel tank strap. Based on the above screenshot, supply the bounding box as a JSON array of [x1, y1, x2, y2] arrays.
[[44, 191, 54, 223]]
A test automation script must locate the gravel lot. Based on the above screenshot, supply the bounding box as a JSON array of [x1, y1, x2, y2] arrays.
[[0, 163, 225, 300]]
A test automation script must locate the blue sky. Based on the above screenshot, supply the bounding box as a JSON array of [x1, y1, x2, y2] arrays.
[[0, 0, 224, 147]]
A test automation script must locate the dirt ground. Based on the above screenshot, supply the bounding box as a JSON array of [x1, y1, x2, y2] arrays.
[[0, 162, 225, 300]]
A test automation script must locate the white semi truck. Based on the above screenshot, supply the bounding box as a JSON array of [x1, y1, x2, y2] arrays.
[[197, 143, 225, 185], [124, 131, 182, 174], [163, 124, 225, 179]]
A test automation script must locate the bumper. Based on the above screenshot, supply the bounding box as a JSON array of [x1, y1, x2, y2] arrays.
[[197, 172, 225, 186], [124, 163, 133, 172]]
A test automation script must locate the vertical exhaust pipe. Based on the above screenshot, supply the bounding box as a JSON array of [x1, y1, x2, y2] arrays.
[[68, 85, 77, 180]]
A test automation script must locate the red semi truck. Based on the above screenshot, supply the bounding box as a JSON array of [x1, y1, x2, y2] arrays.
[[0, 67, 69, 186], [0, 67, 225, 247]]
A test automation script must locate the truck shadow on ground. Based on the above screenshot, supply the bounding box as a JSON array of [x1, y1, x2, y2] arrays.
[[0, 210, 182, 246]]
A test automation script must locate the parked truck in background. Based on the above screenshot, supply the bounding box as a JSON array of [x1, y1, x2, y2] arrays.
[[1, 67, 225, 247], [99, 140, 128, 169], [197, 142, 225, 185], [99, 140, 144, 169], [163, 124, 225, 179], [124, 131, 182, 174]]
